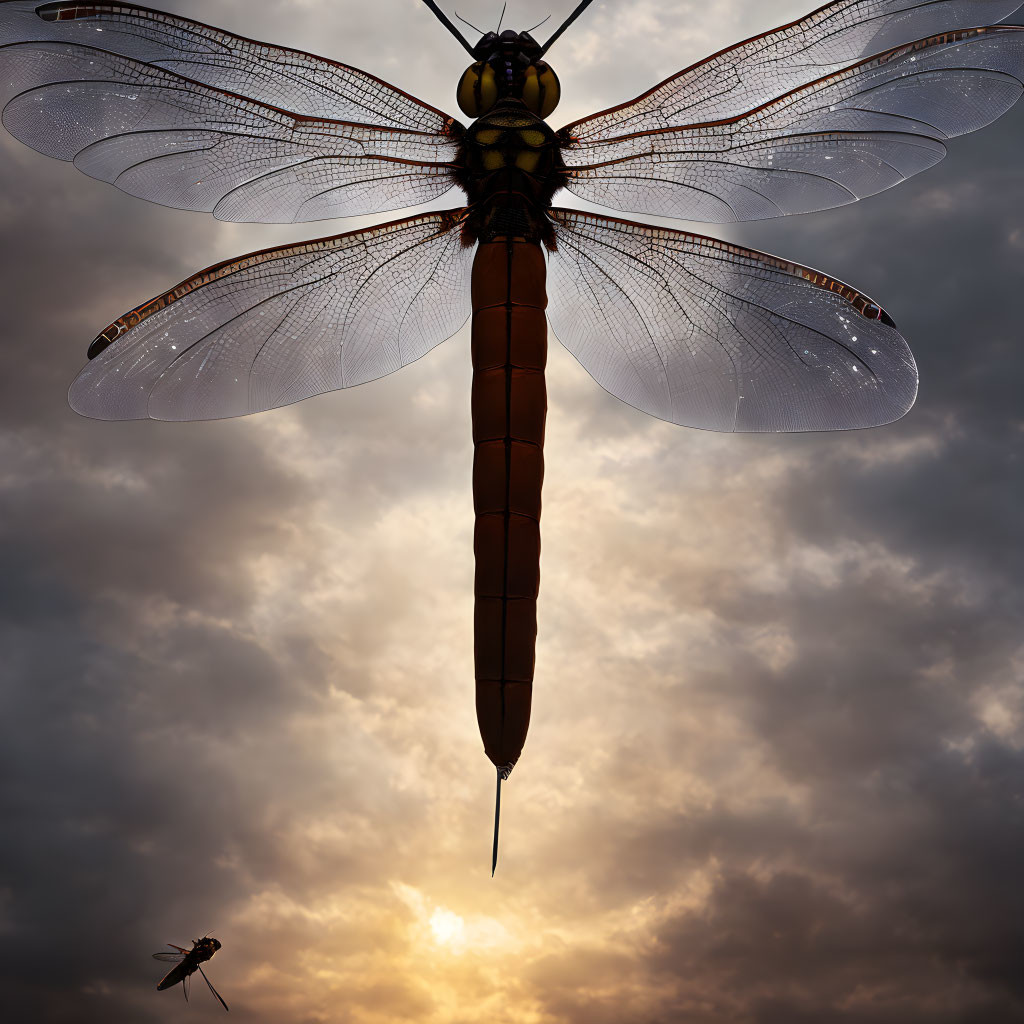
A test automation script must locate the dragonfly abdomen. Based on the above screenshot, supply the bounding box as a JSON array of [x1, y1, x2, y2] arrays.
[[471, 238, 547, 776]]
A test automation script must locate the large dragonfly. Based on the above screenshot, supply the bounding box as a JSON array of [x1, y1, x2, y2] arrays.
[[1, 0, 1021, 869]]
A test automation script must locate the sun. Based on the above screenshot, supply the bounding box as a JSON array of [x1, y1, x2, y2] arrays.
[[428, 907, 466, 947]]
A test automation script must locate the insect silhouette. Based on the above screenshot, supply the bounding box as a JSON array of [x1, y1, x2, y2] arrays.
[[1, 0, 1021, 870], [152, 936, 229, 1011]]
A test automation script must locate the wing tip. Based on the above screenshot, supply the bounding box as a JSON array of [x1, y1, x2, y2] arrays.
[[67, 372, 146, 421], [87, 332, 114, 361], [862, 301, 897, 330]]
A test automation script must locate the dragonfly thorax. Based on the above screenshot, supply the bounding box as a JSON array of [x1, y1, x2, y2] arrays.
[[457, 30, 559, 119], [469, 102, 556, 175], [455, 98, 565, 246]]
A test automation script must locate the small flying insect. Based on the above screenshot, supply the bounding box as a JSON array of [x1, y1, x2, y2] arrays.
[[152, 936, 229, 1012]]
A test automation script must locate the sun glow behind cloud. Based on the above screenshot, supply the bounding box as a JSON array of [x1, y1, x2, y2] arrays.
[[428, 907, 465, 947]]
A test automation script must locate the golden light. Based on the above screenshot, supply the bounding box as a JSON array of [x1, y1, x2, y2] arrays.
[[428, 907, 466, 948]]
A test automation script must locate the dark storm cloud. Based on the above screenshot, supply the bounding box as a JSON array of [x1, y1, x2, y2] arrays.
[[1, 2, 1023, 1023]]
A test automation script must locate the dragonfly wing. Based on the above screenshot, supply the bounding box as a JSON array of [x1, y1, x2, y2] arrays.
[[0, 1, 453, 128], [547, 209, 917, 433], [561, 0, 1023, 137], [152, 953, 188, 962], [562, 27, 1024, 222], [0, 41, 458, 222], [69, 210, 473, 421]]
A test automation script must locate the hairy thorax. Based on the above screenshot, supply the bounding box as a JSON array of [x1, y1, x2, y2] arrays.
[[455, 99, 566, 246]]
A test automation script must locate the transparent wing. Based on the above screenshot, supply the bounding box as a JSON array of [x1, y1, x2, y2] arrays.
[[562, 0, 1023, 138], [547, 209, 917, 433], [562, 27, 1024, 222], [152, 953, 187, 962], [0, 34, 459, 222], [0, 1, 453, 127], [69, 211, 474, 421]]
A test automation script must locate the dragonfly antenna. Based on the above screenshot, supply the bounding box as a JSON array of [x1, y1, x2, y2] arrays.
[[491, 767, 502, 876], [496, 2, 506, 33], [421, 0, 476, 55], [539, 0, 596, 56]]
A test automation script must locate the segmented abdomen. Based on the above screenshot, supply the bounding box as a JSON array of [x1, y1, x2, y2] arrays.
[[471, 238, 547, 775]]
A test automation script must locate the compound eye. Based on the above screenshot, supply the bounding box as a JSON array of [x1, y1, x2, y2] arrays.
[[457, 61, 498, 117], [521, 62, 560, 118]]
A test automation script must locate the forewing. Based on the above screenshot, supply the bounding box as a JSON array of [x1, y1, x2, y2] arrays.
[[152, 953, 187, 962], [0, 41, 458, 222], [0, 1, 453, 127], [563, 0, 1023, 138], [562, 27, 1024, 222], [547, 210, 917, 433], [69, 211, 474, 421]]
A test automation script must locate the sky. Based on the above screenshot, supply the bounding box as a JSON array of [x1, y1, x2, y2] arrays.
[[1, 1, 1023, 1021]]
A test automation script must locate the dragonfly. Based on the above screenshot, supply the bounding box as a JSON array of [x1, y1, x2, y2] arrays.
[[1, 0, 1021, 871], [152, 935, 229, 1011]]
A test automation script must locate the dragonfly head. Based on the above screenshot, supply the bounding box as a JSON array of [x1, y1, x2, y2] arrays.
[[473, 29, 543, 61], [458, 30, 559, 119]]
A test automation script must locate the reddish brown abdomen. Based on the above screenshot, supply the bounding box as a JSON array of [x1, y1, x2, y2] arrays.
[[471, 238, 547, 774]]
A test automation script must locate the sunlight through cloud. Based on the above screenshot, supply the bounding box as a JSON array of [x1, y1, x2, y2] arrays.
[[428, 907, 466, 949]]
